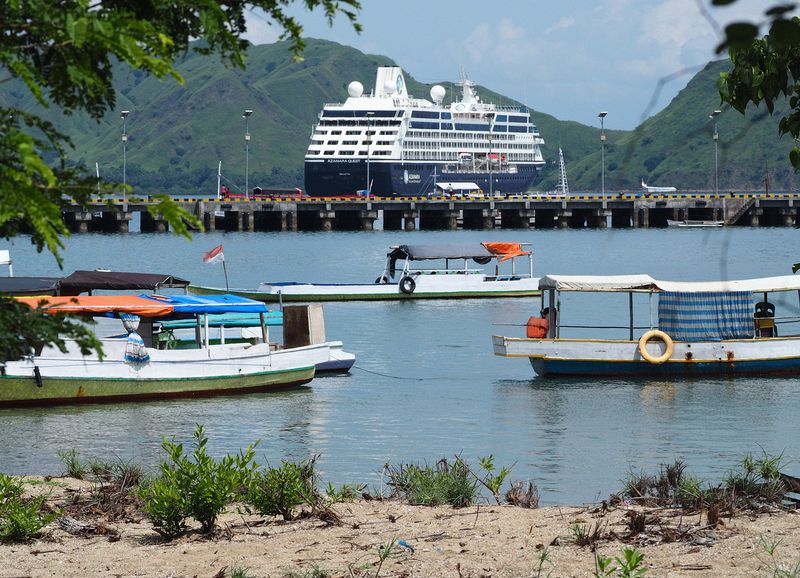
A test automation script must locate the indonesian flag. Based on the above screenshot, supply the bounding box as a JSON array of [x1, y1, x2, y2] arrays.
[[203, 244, 224, 264]]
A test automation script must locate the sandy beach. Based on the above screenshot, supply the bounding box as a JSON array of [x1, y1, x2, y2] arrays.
[[1, 476, 800, 577]]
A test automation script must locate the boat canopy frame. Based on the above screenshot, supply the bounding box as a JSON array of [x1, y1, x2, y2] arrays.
[[385, 243, 533, 279], [538, 273, 800, 341]]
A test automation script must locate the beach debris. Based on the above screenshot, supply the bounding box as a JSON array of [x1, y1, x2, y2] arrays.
[[397, 539, 415, 553], [57, 515, 119, 539], [506, 480, 540, 508]]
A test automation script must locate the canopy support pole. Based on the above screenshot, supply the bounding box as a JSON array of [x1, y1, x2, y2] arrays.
[[259, 312, 268, 344], [629, 292, 634, 341]]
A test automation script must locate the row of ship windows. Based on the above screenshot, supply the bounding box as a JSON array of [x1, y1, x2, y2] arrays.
[[306, 150, 537, 161], [307, 150, 393, 156], [409, 121, 532, 132], [318, 120, 402, 127], [402, 152, 538, 161], [314, 129, 397, 137], [321, 109, 402, 118], [409, 111, 528, 123], [405, 141, 533, 150], [312, 140, 394, 146], [405, 131, 522, 141], [320, 110, 530, 123]]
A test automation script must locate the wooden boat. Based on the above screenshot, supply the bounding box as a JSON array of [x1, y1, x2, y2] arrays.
[[493, 273, 800, 377], [1, 294, 330, 407], [666, 219, 724, 228], [158, 308, 356, 375], [190, 242, 539, 302]]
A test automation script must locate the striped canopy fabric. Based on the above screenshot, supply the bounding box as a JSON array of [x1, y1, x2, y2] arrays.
[[658, 291, 754, 341]]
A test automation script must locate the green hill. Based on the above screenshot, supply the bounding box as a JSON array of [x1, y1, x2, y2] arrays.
[[565, 60, 798, 192], [1, 41, 795, 193]]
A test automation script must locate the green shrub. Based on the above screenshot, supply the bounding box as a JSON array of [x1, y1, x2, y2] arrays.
[[325, 481, 364, 503], [388, 457, 478, 507], [594, 547, 647, 577], [57, 449, 86, 479], [138, 475, 187, 538], [245, 459, 315, 520], [139, 424, 258, 537], [0, 473, 58, 542]]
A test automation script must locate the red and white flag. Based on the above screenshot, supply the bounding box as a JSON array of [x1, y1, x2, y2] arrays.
[[203, 244, 224, 264]]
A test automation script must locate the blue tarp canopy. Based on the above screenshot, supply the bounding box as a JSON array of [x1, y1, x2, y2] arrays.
[[142, 293, 270, 315], [658, 291, 754, 341], [160, 311, 283, 329]]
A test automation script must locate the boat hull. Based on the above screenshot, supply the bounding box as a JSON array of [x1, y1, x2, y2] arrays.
[[304, 159, 543, 197], [492, 335, 800, 377], [0, 339, 325, 407], [191, 277, 540, 302]]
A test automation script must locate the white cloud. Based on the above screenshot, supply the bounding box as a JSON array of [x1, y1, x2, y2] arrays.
[[463, 23, 492, 63], [545, 16, 576, 35]]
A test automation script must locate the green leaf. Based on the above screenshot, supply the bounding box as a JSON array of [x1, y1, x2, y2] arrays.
[[769, 18, 800, 49], [766, 4, 796, 17], [724, 22, 760, 50]]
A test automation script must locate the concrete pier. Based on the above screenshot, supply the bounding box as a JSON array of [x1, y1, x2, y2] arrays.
[[61, 192, 800, 233]]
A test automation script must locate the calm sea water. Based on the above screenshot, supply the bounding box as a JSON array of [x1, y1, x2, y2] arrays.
[[2, 223, 799, 505]]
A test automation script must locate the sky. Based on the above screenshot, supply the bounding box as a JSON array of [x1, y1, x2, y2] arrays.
[[243, 0, 791, 130]]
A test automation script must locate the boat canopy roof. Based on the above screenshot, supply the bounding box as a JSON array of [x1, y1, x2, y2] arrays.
[[15, 295, 175, 317], [59, 270, 190, 296], [539, 275, 657, 292], [0, 277, 61, 296], [388, 243, 532, 275], [655, 275, 800, 293], [388, 244, 494, 261], [16, 293, 269, 318], [539, 274, 800, 293], [142, 294, 269, 315]]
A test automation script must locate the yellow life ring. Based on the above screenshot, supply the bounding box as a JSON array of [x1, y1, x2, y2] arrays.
[[638, 330, 674, 364]]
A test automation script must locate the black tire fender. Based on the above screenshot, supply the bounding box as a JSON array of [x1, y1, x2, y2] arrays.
[[399, 276, 416, 294]]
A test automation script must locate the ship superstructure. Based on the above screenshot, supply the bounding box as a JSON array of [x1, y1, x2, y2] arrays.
[[304, 67, 545, 197]]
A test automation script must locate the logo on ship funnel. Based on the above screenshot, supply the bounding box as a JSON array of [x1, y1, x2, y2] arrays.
[[396, 76, 404, 95]]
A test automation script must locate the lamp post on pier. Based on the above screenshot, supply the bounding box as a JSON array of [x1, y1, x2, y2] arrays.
[[243, 109, 253, 196], [710, 109, 721, 195], [120, 110, 129, 207], [365, 111, 374, 194], [488, 122, 495, 198], [598, 111, 607, 195]]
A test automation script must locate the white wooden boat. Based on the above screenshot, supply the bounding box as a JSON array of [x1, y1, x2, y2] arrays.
[[493, 273, 800, 377], [158, 308, 355, 374], [1, 294, 330, 407], [190, 243, 539, 302], [667, 219, 724, 228]]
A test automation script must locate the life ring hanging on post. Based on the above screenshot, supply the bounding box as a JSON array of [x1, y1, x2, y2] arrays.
[[399, 276, 416, 294], [638, 330, 674, 364]]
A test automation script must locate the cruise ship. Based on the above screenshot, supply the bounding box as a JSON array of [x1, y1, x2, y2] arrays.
[[304, 67, 546, 197]]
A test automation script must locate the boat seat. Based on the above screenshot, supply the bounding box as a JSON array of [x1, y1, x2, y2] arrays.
[[754, 301, 776, 337]]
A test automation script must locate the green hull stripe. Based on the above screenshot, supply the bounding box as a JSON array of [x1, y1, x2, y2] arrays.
[[190, 285, 540, 302], [0, 366, 315, 407]]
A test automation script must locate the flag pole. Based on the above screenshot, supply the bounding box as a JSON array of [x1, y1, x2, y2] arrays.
[[222, 258, 230, 292]]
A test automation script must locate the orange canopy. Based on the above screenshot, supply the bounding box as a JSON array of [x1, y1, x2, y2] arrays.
[[481, 242, 531, 263], [15, 295, 174, 317]]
